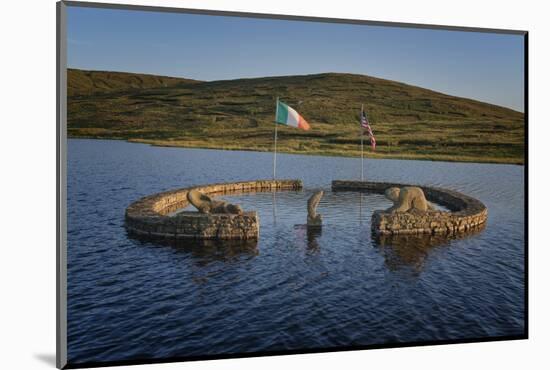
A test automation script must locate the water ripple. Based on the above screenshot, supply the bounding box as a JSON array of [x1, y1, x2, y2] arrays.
[[66, 139, 525, 364]]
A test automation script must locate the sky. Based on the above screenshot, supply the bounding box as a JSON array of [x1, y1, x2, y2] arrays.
[[67, 6, 525, 112]]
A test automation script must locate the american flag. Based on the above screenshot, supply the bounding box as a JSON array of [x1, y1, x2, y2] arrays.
[[360, 108, 376, 150]]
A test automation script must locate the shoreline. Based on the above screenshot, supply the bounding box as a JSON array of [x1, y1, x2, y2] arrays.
[[67, 135, 525, 166]]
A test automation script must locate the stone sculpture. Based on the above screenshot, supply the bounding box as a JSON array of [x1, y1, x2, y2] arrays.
[[187, 189, 243, 214], [384, 186, 435, 213], [307, 190, 324, 227]]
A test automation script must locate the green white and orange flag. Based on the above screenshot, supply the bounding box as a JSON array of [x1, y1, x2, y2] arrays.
[[275, 101, 311, 130]]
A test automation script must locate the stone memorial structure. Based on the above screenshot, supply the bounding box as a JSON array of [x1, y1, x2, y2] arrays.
[[332, 180, 487, 236], [125, 179, 302, 240], [187, 189, 244, 214], [307, 190, 324, 228], [384, 186, 435, 212]]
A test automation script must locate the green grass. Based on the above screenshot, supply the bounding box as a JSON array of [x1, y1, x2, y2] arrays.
[[67, 69, 525, 165]]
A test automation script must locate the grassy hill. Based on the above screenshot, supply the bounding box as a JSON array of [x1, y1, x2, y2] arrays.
[[67, 68, 525, 164], [68, 69, 200, 96]]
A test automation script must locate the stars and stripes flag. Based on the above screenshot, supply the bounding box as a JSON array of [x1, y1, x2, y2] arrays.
[[360, 108, 376, 150]]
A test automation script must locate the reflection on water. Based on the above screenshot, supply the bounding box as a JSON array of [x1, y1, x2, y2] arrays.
[[293, 225, 323, 255], [372, 224, 486, 274], [68, 139, 525, 364], [307, 227, 322, 254], [128, 232, 259, 266]]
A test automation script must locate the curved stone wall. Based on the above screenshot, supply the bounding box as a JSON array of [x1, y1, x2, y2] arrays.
[[126, 179, 302, 240], [331, 180, 487, 236]]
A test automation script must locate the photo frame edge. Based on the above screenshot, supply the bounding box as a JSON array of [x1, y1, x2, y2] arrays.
[[57, 1, 68, 369]]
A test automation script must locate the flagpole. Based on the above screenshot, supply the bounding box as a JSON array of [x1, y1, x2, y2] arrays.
[[360, 104, 364, 181], [273, 96, 279, 180], [359, 191, 363, 225]]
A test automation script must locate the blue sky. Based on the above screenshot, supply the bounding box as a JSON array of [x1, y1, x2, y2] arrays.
[[67, 6, 525, 112]]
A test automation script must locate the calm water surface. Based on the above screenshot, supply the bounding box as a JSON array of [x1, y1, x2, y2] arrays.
[[67, 139, 525, 364]]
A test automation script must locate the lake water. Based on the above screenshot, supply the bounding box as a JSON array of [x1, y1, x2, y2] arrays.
[[67, 139, 525, 364]]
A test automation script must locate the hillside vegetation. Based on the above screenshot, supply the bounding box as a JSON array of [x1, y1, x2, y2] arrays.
[[67, 68, 525, 164]]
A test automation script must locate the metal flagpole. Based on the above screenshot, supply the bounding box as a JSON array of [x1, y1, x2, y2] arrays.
[[359, 192, 363, 225], [272, 190, 277, 225], [273, 96, 279, 180], [360, 104, 364, 181], [272, 97, 279, 224]]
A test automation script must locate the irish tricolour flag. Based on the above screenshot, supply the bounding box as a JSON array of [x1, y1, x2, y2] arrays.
[[275, 101, 311, 130]]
